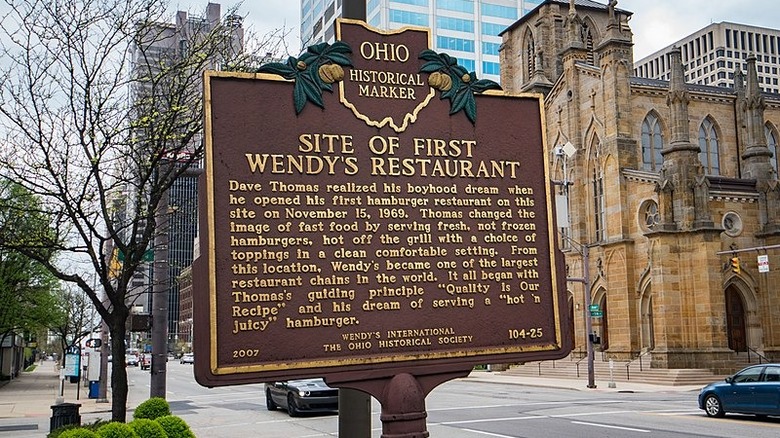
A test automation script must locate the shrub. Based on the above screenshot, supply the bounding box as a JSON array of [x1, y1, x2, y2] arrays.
[[96, 422, 138, 438], [129, 418, 167, 438], [133, 397, 171, 420], [58, 429, 98, 438], [49, 420, 109, 438], [155, 415, 195, 438]]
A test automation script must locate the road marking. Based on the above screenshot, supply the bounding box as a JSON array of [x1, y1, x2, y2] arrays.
[[551, 410, 633, 418], [428, 400, 624, 412], [458, 428, 519, 437], [652, 411, 703, 416], [440, 415, 547, 425], [570, 420, 650, 433]]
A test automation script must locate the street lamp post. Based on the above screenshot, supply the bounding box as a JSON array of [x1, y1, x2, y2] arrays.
[[553, 142, 596, 389]]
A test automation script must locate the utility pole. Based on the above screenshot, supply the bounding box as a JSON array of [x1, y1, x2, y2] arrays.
[[566, 244, 596, 388], [150, 177, 170, 399], [338, 2, 372, 437], [553, 142, 596, 389]]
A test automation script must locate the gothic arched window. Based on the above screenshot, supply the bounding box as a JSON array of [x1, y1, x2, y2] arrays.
[[525, 36, 535, 79], [582, 22, 596, 66], [766, 123, 778, 176], [641, 112, 664, 171], [591, 136, 605, 242], [698, 117, 720, 175]]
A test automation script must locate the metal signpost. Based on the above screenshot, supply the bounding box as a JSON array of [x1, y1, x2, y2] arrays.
[[194, 19, 571, 437]]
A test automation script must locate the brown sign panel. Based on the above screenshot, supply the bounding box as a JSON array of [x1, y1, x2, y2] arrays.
[[194, 20, 570, 386]]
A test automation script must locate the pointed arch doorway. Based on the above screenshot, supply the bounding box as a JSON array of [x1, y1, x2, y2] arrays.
[[725, 286, 747, 352]]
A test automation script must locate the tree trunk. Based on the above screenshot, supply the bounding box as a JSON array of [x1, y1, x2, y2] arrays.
[[109, 316, 129, 422]]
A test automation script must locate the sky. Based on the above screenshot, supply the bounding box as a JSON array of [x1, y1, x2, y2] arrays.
[[185, 0, 780, 61]]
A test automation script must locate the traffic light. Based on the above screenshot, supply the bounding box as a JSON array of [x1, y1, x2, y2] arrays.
[[85, 338, 102, 348], [731, 256, 741, 274]]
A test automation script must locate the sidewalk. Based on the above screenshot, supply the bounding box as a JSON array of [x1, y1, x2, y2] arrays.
[[465, 369, 704, 393], [0, 361, 118, 436]]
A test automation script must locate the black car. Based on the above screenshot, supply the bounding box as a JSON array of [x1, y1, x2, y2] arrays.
[[265, 378, 339, 417]]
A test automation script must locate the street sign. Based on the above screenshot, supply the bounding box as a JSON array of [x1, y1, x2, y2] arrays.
[[758, 254, 769, 273], [588, 304, 600, 312], [590, 310, 603, 318], [63, 353, 80, 377]]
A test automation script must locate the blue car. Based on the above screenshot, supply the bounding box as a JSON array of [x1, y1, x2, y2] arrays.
[[698, 364, 780, 417]]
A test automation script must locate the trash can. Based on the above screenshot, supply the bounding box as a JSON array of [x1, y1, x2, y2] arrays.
[[50, 402, 81, 432], [88, 381, 99, 399]]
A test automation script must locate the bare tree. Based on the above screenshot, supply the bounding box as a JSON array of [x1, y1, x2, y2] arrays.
[[50, 284, 100, 359], [0, 0, 286, 421]]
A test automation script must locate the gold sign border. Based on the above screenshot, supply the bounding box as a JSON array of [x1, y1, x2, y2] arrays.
[[203, 70, 563, 376]]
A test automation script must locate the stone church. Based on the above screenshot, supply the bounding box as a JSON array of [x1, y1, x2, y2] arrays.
[[500, 0, 780, 373]]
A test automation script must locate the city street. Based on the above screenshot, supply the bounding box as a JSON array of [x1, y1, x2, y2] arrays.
[[68, 363, 780, 438]]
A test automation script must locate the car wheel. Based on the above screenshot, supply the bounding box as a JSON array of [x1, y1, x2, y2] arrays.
[[704, 394, 725, 417], [287, 393, 301, 417], [266, 389, 278, 411]]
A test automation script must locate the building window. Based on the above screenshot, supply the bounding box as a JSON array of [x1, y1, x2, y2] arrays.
[[459, 58, 475, 71], [436, 35, 474, 52], [389, 9, 428, 26], [482, 61, 500, 75], [390, 0, 428, 5], [481, 3, 517, 19], [767, 124, 779, 176], [698, 117, 720, 175], [583, 22, 596, 66], [482, 22, 504, 36], [436, 16, 474, 33], [641, 112, 664, 171], [525, 35, 535, 78], [437, 0, 473, 13], [591, 137, 605, 242], [482, 41, 500, 56], [639, 200, 660, 232]]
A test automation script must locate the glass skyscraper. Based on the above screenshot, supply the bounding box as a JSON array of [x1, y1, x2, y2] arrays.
[[300, 0, 542, 83]]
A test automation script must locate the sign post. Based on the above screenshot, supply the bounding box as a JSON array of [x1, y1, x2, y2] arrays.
[[195, 20, 571, 436]]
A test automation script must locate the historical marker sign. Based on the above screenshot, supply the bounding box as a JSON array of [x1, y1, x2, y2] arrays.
[[194, 20, 571, 386]]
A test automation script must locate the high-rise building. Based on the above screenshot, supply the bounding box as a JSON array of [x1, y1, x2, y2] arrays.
[[300, 0, 544, 83], [634, 22, 780, 94], [127, 3, 243, 349]]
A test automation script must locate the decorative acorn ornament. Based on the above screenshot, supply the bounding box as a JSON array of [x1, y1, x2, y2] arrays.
[[318, 64, 345, 83], [428, 71, 452, 91]]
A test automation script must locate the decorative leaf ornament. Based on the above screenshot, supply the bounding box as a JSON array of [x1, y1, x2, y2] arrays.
[[419, 49, 502, 123], [257, 42, 353, 114]]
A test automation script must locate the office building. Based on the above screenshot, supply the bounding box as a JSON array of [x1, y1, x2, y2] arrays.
[[634, 22, 780, 94], [127, 3, 242, 349], [300, 0, 544, 83]]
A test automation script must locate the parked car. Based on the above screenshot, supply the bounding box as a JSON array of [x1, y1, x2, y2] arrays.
[[180, 353, 194, 364], [699, 363, 780, 417], [265, 378, 338, 417], [125, 354, 138, 367], [140, 353, 152, 370]]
